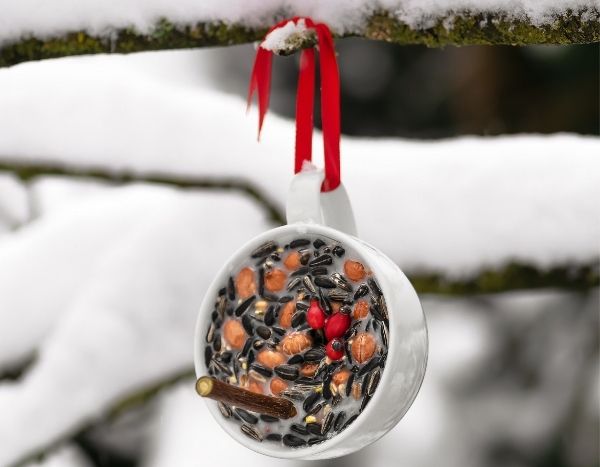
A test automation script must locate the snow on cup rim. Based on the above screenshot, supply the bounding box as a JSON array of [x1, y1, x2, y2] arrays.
[[194, 169, 428, 459]]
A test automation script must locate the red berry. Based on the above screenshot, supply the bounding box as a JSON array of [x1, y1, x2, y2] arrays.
[[324, 312, 351, 341], [306, 299, 326, 329], [326, 339, 345, 360]]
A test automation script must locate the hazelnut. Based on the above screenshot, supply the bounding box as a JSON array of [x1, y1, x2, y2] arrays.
[[344, 260, 366, 282], [351, 332, 377, 363], [270, 377, 288, 395], [257, 349, 286, 369], [300, 362, 319, 377], [279, 301, 295, 328], [353, 300, 369, 319], [264, 268, 287, 292], [283, 251, 301, 270], [281, 332, 313, 355], [223, 319, 246, 349], [235, 267, 256, 298], [332, 368, 351, 386]]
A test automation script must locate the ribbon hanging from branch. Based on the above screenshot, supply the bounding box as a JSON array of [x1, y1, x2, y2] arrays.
[[247, 17, 341, 192]]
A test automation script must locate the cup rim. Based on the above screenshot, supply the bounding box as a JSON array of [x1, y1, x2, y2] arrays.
[[194, 222, 424, 459]]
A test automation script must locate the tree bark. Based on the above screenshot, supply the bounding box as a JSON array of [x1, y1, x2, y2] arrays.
[[1, 9, 598, 68]]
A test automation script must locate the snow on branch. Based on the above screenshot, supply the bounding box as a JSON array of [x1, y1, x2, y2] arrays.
[[0, 3, 599, 67]]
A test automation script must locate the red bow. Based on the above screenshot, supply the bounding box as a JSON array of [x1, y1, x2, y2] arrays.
[[247, 17, 341, 192]]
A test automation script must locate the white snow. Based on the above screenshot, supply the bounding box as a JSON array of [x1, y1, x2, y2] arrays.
[[0, 0, 598, 47], [0, 52, 598, 276], [261, 18, 308, 52]]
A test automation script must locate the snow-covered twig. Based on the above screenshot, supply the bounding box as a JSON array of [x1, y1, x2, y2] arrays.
[[1, 7, 598, 68]]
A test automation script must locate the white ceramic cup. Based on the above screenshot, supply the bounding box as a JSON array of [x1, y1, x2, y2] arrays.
[[194, 168, 428, 460]]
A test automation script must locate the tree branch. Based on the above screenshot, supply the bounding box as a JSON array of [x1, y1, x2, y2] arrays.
[[0, 158, 597, 294], [1, 9, 598, 68]]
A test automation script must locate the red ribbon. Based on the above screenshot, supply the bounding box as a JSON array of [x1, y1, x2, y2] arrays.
[[248, 17, 341, 192]]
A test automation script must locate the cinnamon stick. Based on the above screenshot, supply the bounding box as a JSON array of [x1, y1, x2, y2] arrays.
[[196, 376, 297, 419]]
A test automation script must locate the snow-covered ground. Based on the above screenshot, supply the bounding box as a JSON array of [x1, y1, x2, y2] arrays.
[[0, 0, 598, 46], [0, 48, 597, 467]]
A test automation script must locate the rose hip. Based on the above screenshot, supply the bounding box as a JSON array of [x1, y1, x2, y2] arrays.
[[306, 299, 326, 329], [324, 312, 351, 341], [326, 338, 345, 361]]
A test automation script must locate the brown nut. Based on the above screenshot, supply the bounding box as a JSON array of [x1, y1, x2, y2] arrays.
[[351, 332, 377, 363], [332, 368, 351, 386], [283, 251, 301, 270], [235, 267, 256, 299], [264, 268, 287, 292], [344, 260, 366, 282], [279, 301, 295, 328], [281, 332, 313, 355], [300, 362, 319, 377], [223, 319, 246, 349], [270, 377, 288, 395], [257, 349, 286, 369], [353, 300, 369, 319]]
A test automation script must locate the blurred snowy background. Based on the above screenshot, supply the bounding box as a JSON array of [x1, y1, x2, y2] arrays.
[[0, 37, 598, 467]]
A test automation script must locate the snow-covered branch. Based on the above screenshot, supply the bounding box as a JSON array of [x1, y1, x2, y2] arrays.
[[1, 5, 598, 67]]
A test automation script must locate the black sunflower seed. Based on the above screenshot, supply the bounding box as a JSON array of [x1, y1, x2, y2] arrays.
[[358, 356, 381, 377], [303, 392, 320, 412], [291, 266, 310, 277], [306, 402, 323, 416], [332, 245, 345, 257], [205, 323, 215, 343], [274, 364, 300, 381], [241, 314, 254, 335], [310, 266, 328, 276], [262, 293, 279, 302], [283, 434, 307, 447], [313, 276, 336, 288], [309, 254, 333, 267], [258, 267, 265, 296], [225, 306, 234, 316], [288, 354, 304, 365], [328, 291, 349, 302], [211, 309, 218, 322], [322, 378, 333, 400], [260, 414, 280, 423], [227, 277, 235, 300], [342, 414, 359, 431], [235, 408, 259, 425], [367, 368, 381, 396], [302, 276, 317, 294], [218, 402, 232, 418], [295, 302, 309, 312], [295, 377, 322, 386], [291, 424, 309, 436], [309, 328, 326, 347], [241, 337, 253, 357], [370, 305, 385, 322], [219, 351, 233, 364], [218, 287, 226, 296], [286, 278, 302, 293], [291, 311, 306, 328], [265, 433, 282, 442], [204, 346, 213, 367], [331, 273, 353, 292], [213, 333, 222, 352], [380, 324, 389, 348], [308, 437, 323, 446], [368, 278, 382, 296], [322, 411, 334, 435], [271, 326, 286, 336], [251, 241, 277, 258], [256, 325, 271, 340], [241, 424, 262, 441], [332, 393, 342, 407], [313, 239, 326, 249], [360, 394, 372, 412], [318, 289, 332, 315], [307, 423, 323, 436], [250, 363, 273, 378], [252, 339, 265, 351], [247, 349, 255, 366], [290, 238, 311, 248], [354, 284, 369, 300], [234, 296, 256, 316], [264, 306, 275, 326], [345, 342, 353, 365], [334, 411, 346, 431], [345, 374, 355, 397], [304, 347, 326, 362], [279, 295, 293, 303]]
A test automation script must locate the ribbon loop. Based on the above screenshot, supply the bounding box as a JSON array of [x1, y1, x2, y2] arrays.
[[247, 17, 341, 192]]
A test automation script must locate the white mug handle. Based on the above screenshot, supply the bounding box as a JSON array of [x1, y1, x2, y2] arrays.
[[286, 168, 357, 236]]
